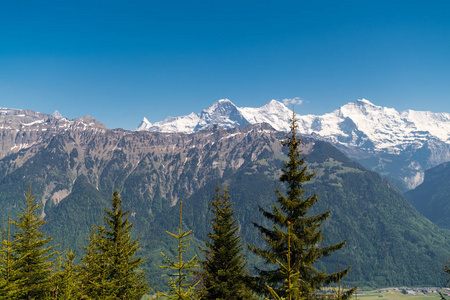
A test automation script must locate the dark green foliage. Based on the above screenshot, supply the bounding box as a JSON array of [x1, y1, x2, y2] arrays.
[[50, 248, 81, 299], [266, 222, 303, 300], [405, 161, 450, 229], [159, 201, 202, 300], [249, 114, 355, 299], [200, 186, 254, 300], [0, 217, 22, 299], [43, 175, 110, 255], [144, 137, 450, 289], [444, 261, 450, 291], [11, 186, 54, 299], [80, 191, 149, 299], [80, 224, 113, 299], [310, 166, 450, 287]]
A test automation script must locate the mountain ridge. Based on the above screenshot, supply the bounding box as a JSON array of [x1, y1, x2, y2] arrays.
[[3, 99, 450, 192], [136, 98, 450, 154], [136, 98, 450, 190]]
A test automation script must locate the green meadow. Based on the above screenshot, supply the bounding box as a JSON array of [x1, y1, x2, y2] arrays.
[[356, 288, 443, 300]]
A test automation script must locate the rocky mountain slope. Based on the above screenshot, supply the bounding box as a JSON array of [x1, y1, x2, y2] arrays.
[[137, 99, 450, 190], [0, 111, 447, 288], [0, 107, 106, 159]]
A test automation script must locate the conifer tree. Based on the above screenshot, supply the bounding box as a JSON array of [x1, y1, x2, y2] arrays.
[[200, 186, 254, 300], [0, 217, 23, 299], [80, 222, 114, 299], [51, 248, 81, 300], [159, 201, 202, 300], [265, 222, 304, 300], [249, 113, 356, 299], [103, 190, 149, 299], [80, 191, 149, 299], [11, 186, 54, 300]]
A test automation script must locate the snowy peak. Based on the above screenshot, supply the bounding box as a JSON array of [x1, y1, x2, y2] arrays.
[[338, 98, 386, 117], [240, 99, 292, 131], [53, 110, 64, 119], [136, 117, 152, 131], [196, 99, 250, 131], [136, 99, 253, 133], [202, 99, 236, 114], [135, 98, 450, 154], [306, 99, 450, 152]]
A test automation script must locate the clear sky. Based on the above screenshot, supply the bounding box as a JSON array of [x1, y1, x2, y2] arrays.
[[1, 0, 449, 130]]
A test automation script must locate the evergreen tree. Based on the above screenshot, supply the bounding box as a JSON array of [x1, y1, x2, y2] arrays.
[[11, 186, 54, 300], [0, 217, 23, 299], [200, 186, 254, 300], [50, 248, 81, 300], [265, 222, 302, 300], [159, 201, 202, 300], [80, 191, 149, 299], [80, 222, 114, 299], [249, 113, 356, 299]]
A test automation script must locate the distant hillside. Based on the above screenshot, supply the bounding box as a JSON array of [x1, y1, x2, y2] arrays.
[[405, 162, 450, 230]]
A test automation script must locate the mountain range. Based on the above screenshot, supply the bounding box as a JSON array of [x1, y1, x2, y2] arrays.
[[136, 99, 450, 191], [2, 102, 450, 288], [0, 104, 450, 288], [5, 99, 450, 192], [136, 98, 450, 153]]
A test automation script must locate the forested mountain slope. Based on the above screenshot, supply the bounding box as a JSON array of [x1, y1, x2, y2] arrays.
[[405, 161, 450, 230], [150, 140, 450, 288]]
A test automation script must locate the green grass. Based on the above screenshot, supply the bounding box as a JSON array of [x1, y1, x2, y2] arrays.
[[143, 288, 443, 300], [355, 288, 442, 300]]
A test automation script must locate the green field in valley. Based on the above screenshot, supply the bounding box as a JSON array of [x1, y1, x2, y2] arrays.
[[356, 288, 444, 300], [142, 287, 447, 300]]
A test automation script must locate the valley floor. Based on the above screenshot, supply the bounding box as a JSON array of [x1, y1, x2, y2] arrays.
[[143, 287, 445, 300], [357, 288, 444, 300]]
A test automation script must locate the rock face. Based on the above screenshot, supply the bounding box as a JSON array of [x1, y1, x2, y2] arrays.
[[0, 108, 106, 159], [0, 120, 284, 219], [137, 99, 450, 190]]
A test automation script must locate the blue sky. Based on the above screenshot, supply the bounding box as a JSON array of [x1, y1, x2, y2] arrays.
[[1, 0, 449, 129]]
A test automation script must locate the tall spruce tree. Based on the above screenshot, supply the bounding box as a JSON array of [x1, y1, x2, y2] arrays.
[[11, 186, 54, 300], [80, 191, 149, 299], [200, 186, 254, 300], [159, 201, 202, 300], [249, 113, 356, 299]]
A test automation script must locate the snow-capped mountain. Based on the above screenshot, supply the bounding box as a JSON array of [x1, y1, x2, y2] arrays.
[[136, 98, 450, 190], [297, 99, 450, 154], [136, 98, 450, 154], [136, 99, 251, 133], [239, 99, 292, 131]]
